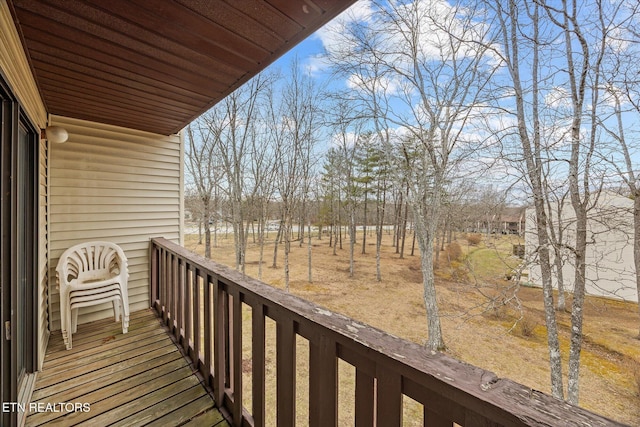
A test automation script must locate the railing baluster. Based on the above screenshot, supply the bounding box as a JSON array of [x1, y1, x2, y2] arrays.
[[203, 274, 213, 383], [224, 291, 231, 390], [185, 263, 194, 355], [277, 319, 296, 427], [161, 248, 168, 324], [168, 251, 174, 324], [309, 335, 337, 427], [355, 368, 375, 427], [376, 366, 402, 426], [213, 275, 226, 406], [171, 253, 179, 332], [176, 259, 184, 342], [194, 269, 202, 367], [150, 242, 158, 308], [232, 292, 243, 426], [252, 303, 266, 427]]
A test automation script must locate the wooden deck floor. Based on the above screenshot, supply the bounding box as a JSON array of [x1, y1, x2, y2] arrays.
[[26, 310, 229, 427]]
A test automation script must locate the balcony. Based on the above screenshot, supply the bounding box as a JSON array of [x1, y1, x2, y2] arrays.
[[27, 238, 623, 426]]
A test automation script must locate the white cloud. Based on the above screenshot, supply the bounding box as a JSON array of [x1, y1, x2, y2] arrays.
[[345, 73, 403, 96], [303, 54, 330, 75], [329, 130, 361, 149], [544, 87, 571, 109], [315, 0, 373, 54]]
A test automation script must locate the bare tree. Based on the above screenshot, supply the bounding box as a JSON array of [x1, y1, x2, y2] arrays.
[[327, 97, 365, 278], [200, 72, 274, 272], [326, 0, 498, 351], [268, 59, 321, 291], [485, 0, 565, 398], [486, 0, 627, 403], [185, 123, 221, 258], [538, 0, 625, 404]]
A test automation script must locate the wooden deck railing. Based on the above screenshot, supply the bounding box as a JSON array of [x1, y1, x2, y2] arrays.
[[149, 237, 622, 427]]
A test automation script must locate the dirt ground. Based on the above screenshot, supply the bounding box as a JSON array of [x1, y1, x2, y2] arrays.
[[184, 228, 640, 425]]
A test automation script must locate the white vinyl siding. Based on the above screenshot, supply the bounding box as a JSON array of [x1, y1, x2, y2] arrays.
[[48, 115, 182, 330]]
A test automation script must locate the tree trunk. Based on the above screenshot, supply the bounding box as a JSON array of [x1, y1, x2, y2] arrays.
[[635, 194, 640, 338], [435, 231, 441, 268], [414, 208, 445, 351], [411, 230, 416, 257], [553, 246, 566, 311], [284, 230, 291, 292], [499, 0, 564, 399], [203, 199, 212, 259], [399, 200, 409, 259], [308, 219, 313, 283], [375, 182, 386, 282], [349, 209, 355, 277], [362, 183, 368, 254], [272, 218, 283, 268]]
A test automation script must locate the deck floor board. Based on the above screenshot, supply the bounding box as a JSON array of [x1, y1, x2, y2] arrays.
[[26, 309, 228, 426]]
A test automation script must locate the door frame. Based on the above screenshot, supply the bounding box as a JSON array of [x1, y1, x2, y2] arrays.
[[0, 73, 38, 427]]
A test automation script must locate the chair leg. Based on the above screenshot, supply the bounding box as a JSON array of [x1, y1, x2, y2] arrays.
[[66, 308, 74, 350], [113, 299, 121, 322], [121, 298, 129, 334], [62, 329, 70, 350], [61, 291, 70, 350], [119, 285, 130, 334], [72, 308, 79, 334]]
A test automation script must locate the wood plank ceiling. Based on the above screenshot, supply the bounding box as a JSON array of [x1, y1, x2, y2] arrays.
[[8, 0, 356, 135]]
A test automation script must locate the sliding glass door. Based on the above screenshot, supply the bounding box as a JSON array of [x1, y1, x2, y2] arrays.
[[1, 76, 38, 427]]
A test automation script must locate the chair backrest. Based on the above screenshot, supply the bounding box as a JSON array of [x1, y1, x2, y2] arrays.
[[56, 241, 128, 286]]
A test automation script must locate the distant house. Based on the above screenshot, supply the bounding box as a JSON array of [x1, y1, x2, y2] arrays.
[[499, 206, 526, 235], [462, 205, 526, 235], [525, 191, 638, 303]]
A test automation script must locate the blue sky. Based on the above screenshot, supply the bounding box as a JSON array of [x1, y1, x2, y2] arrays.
[[257, 0, 640, 201]]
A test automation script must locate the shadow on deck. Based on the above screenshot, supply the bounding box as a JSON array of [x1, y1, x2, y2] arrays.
[[26, 310, 228, 426]]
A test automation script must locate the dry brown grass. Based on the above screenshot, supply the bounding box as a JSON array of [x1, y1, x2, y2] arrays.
[[184, 228, 640, 425]]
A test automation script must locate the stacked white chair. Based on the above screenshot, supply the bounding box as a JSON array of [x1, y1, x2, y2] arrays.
[[56, 241, 130, 350]]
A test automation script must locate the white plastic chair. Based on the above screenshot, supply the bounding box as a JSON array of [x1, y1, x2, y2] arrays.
[[56, 241, 130, 350]]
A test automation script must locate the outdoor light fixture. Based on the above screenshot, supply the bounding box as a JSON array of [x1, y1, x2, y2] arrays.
[[41, 125, 68, 143]]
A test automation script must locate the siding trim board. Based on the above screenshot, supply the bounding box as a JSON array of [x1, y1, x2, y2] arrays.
[[48, 115, 182, 331]]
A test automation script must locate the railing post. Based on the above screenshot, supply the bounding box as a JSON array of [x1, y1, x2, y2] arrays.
[[149, 240, 158, 310], [232, 292, 243, 426], [309, 334, 337, 427], [276, 319, 296, 427], [203, 274, 213, 382], [161, 248, 169, 324], [171, 254, 179, 333], [185, 264, 194, 356], [176, 259, 184, 344], [252, 303, 266, 427], [355, 368, 375, 427], [213, 275, 226, 406], [194, 269, 202, 367], [376, 365, 402, 426]]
